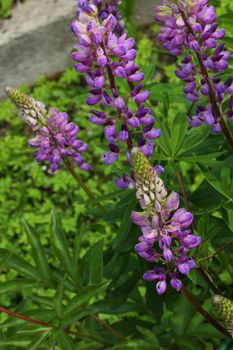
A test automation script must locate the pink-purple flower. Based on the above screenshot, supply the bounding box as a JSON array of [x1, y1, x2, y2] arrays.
[[130, 147, 201, 295], [6, 88, 91, 173], [71, 0, 160, 163], [155, 0, 233, 133], [29, 108, 91, 173]]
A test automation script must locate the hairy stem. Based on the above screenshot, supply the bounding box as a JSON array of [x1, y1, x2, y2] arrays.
[[62, 157, 105, 213], [179, 10, 233, 149], [181, 286, 230, 338], [62, 157, 95, 200], [0, 306, 111, 346]]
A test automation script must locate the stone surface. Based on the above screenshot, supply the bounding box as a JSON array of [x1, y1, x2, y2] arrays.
[[0, 0, 157, 99]]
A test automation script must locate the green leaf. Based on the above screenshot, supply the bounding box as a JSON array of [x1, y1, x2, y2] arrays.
[[88, 239, 104, 285], [27, 332, 48, 350], [54, 280, 65, 318], [147, 82, 184, 102], [64, 281, 109, 316], [50, 210, 76, 282], [0, 248, 41, 280], [73, 224, 85, 267], [0, 309, 56, 329], [221, 205, 233, 233], [169, 112, 188, 156], [0, 335, 35, 347], [112, 192, 137, 251], [178, 126, 210, 155], [190, 180, 227, 214], [57, 334, 76, 350], [198, 165, 233, 201], [22, 219, 51, 283], [0, 279, 38, 295], [61, 309, 92, 329], [136, 326, 159, 345]]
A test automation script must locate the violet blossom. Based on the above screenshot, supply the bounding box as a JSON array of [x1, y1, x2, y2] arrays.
[[71, 0, 160, 164], [155, 0, 233, 133], [130, 147, 201, 295], [6, 88, 91, 173]]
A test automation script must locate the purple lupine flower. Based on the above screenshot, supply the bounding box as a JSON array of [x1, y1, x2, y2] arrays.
[[130, 147, 201, 295], [155, 0, 233, 131], [30, 108, 91, 172], [6, 88, 91, 173], [71, 0, 160, 163]]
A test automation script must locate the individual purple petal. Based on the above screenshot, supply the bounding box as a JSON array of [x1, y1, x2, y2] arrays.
[[156, 280, 167, 295]]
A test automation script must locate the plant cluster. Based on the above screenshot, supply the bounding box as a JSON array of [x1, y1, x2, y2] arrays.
[[1, 0, 233, 349]]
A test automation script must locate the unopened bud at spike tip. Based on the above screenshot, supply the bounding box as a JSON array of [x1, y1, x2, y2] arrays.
[[5, 87, 47, 130], [213, 295, 233, 336]]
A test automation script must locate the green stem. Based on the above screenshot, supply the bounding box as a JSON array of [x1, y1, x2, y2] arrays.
[[62, 158, 105, 213], [63, 158, 94, 199]]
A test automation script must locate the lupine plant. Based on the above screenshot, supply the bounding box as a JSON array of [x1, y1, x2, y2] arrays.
[[0, 0, 233, 349]]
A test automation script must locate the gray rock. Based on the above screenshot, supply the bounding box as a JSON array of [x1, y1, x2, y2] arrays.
[[0, 0, 157, 99]]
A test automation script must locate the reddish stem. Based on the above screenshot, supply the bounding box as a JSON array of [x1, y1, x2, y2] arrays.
[[0, 306, 111, 346], [181, 286, 230, 338]]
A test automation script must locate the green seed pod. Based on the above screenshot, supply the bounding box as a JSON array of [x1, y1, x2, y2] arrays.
[[213, 295, 233, 337], [6, 87, 46, 130]]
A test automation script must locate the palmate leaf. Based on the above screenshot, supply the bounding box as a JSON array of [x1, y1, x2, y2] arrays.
[[177, 125, 210, 155], [22, 219, 52, 283], [89, 239, 104, 285], [90, 300, 139, 315], [0, 249, 41, 280], [0, 334, 36, 347], [57, 333, 76, 350], [27, 332, 49, 350], [198, 164, 233, 201], [80, 239, 104, 285], [61, 309, 92, 329], [50, 209, 76, 283], [54, 280, 65, 318], [169, 112, 188, 157], [112, 191, 137, 252], [0, 279, 39, 295], [190, 180, 228, 214], [222, 205, 233, 233], [146, 82, 184, 103], [136, 326, 159, 345], [63, 281, 109, 316], [112, 339, 162, 349]]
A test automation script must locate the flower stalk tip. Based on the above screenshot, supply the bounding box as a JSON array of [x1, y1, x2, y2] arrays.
[[6, 87, 91, 173], [213, 295, 233, 337]]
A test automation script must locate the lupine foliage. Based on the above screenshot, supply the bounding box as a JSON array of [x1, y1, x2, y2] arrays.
[[0, 0, 233, 349]]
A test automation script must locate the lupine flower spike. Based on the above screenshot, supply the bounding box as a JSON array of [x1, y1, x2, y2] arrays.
[[6, 88, 91, 173], [155, 0, 233, 146], [130, 147, 201, 295], [213, 295, 233, 337], [71, 0, 161, 164]]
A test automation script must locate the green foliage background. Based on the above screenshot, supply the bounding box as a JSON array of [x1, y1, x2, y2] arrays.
[[0, 0, 233, 349]]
